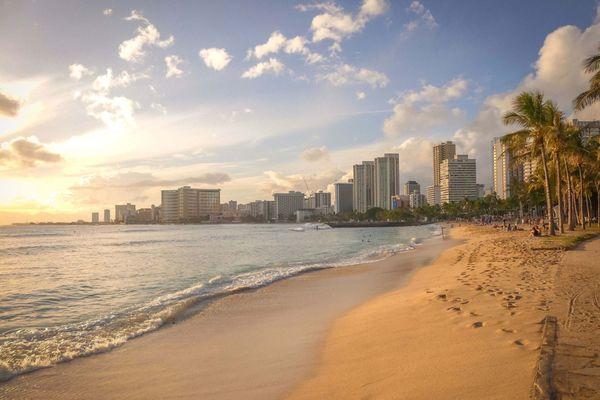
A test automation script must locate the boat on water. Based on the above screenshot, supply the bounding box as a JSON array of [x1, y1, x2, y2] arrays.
[[289, 223, 332, 232]]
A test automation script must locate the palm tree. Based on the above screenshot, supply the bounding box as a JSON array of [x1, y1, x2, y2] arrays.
[[545, 101, 566, 233], [574, 45, 600, 111], [503, 91, 556, 235]]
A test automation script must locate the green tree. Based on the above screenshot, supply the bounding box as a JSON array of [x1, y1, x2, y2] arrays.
[[574, 45, 600, 111]]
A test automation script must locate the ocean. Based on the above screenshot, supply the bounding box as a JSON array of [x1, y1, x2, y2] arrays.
[[0, 223, 441, 381]]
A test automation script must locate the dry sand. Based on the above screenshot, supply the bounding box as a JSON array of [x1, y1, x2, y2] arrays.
[[0, 234, 454, 400], [287, 225, 595, 400]]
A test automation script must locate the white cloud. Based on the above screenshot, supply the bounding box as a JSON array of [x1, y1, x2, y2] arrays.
[[241, 58, 285, 79], [356, 91, 366, 100], [80, 92, 138, 129], [68, 64, 93, 80], [150, 102, 167, 115], [383, 77, 469, 137], [164, 55, 184, 78], [102, 8, 113, 16], [91, 68, 148, 93], [300, 146, 329, 161], [247, 31, 324, 64], [298, 0, 389, 43], [0, 136, 62, 168], [319, 64, 389, 88], [402, 1, 438, 38], [0, 90, 20, 117], [119, 11, 174, 62], [262, 169, 344, 194], [199, 48, 232, 71]]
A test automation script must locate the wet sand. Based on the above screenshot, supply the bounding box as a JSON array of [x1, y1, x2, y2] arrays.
[[0, 235, 454, 400]]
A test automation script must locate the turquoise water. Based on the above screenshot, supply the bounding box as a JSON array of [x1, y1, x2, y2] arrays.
[[0, 223, 441, 381]]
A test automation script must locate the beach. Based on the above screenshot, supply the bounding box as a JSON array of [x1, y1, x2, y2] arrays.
[[0, 230, 454, 399], [1, 224, 598, 399]]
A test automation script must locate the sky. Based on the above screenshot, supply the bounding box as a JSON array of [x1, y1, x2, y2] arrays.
[[1, 0, 600, 224]]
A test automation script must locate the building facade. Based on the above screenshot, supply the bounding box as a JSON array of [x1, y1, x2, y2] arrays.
[[426, 185, 441, 206], [573, 119, 600, 142], [91, 212, 99, 223], [352, 161, 375, 213], [374, 153, 400, 210], [440, 155, 478, 203], [115, 203, 136, 223], [392, 195, 410, 209], [404, 180, 420, 195], [334, 182, 353, 214], [433, 141, 456, 186], [273, 191, 305, 220], [103, 209, 110, 223], [160, 186, 220, 223], [409, 193, 427, 209]]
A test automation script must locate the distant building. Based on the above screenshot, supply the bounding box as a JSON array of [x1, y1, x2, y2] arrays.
[[334, 182, 353, 214], [573, 119, 600, 142], [353, 161, 375, 213], [522, 159, 537, 182], [426, 185, 441, 206], [136, 208, 154, 223], [296, 208, 315, 223], [273, 191, 305, 220], [433, 141, 456, 186], [115, 203, 136, 223], [440, 155, 478, 203], [374, 153, 400, 210], [103, 209, 111, 223], [392, 194, 410, 209], [409, 193, 427, 209], [491, 137, 524, 199], [91, 212, 99, 224], [228, 200, 237, 211], [404, 180, 420, 196], [160, 186, 220, 223], [477, 184, 485, 198], [312, 191, 331, 208]]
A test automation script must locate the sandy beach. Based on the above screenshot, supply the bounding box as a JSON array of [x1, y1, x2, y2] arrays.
[[0, 233, 455, 400], [287, 225, 600, 399]]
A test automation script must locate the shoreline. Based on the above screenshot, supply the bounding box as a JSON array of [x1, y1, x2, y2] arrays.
[[0, 231, 455, 399]]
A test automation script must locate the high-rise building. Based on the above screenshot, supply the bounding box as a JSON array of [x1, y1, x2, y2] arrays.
[[160, 186, 220, 223], [103, 209, 110, 223], [433, 141, 456, 186], [374, 153, 400, 210], [391, 195, 410, 209], [228, 200, 237, 211], [440, 155, 478, 203], [573, 119, 600, 142], [307, 191, 331, 209], [115, 203, 136, 223], [273, 191, 305, 220], [477, 184, 485, 198], [352, 161, 375, 213], [334, 182, 353, 214], [91, 212, 99, 223], [426, 185, 441, 206], [404, 180, 420, 195], [409, 193, 427, 209]]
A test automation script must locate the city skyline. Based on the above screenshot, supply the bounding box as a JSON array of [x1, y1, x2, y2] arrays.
[[2, 0, 600, 225]]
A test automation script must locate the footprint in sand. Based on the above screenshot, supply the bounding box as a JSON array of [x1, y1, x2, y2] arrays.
[[472, 321, 484, 328]]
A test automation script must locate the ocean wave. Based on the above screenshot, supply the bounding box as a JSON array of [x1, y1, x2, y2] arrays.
[[103, 239, 180, 247], [0, 237, 430, 382]]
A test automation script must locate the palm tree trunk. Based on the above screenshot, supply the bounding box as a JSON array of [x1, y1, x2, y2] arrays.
[[540, 142, 555, 235], [554, 152, 564, 233], [597, 182, 600, 228], [578, 164, 586, 230], [586, 193, 592, 225], [564, 159, 574, 230]]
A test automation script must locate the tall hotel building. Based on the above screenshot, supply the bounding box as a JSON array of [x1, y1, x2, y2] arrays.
[[352, 161, 375, 213], [160, 186, 220, 223], [273, 191, 305, 220], [440, 155, 478, 203], [433, 141, 456, 186], [491, 136, 525, 199], [334, 181, 353, 213], [374, 153, 400, 210], [103, 209, 111, 223]]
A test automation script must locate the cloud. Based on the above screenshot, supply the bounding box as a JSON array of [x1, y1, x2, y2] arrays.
[[262, 169, 344, 194], [402, 1, 437, 38], [103, 8, 113, 16], [247, 31, 324, 64], [241, 58, 285, 79], [164, 55, 184, 77], [383, 77, 469, 137], [298, 0, 389, 43], [91, 68, 149, 93], [356, 91, 366, 100], [0, 136, 62, 168], [300, 146, 329, 161], [199, 48, 232, 71], [68, 63, 93, 80], [80, 92, 138, 129], [0, 90, 20, 117], [450, 20, 600, 185], [319, 63, 389, 87], [150, 102, 167, 115], [119, 11, 174, 62], [72, 171, 231, 191]]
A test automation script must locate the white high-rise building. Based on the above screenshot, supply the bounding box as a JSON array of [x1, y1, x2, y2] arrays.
[[409, 193, 427, 209], [352, 161, 375, 213], [440, 155, 478, 203], [160, 186, 220, 223], [273, 191, 305, 220], [426, 185, 441, 206], [433, 141, 456, 186], [334, 182, 353, 213], [103, 209, 111, 223], [115, 203, 136, 223], [374, 153, 400, 210]]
